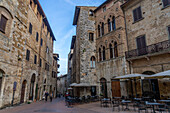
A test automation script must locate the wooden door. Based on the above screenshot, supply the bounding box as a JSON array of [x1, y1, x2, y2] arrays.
[[111, 80, 121, 97], [20, 80, 27, 103]]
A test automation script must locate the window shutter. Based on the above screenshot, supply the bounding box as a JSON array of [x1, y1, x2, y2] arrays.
[[168, 26, 170, 37], [0, 15, 8, 33], [137, 7, 142, 20], [133, 9, 137, 22]]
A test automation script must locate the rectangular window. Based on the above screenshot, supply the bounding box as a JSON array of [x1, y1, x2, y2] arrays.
[[46, 46, 49, 53], [136, 35, 147, 55], [36, 32, 39, 42], [162, 0, 170, 7], [39, 58, 42, 67], [89, 33, 94, 41], [0, 15, 8, 33], [29, 23, 32, 34], [168, 26, 170, 38], [34, 55, 37, 64], [133, 6, 142, 22], [26, 49, 30, 61], [103, 6, 106, 12], [41, 38, 43, 46]]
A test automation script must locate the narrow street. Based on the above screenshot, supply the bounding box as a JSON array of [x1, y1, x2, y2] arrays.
[[0, 98, 137, 113]]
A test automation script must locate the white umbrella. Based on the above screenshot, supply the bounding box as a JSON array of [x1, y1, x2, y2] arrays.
[[151, 70, 170, 78], [114, 74, 150, 79], [70, 83, 78, 87]]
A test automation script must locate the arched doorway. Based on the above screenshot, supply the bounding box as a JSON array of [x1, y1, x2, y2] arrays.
[[100, 78, 107, 98], [142, 71, 160, 99], [20, 80, 27, 103], [29, 74, 36, 100]]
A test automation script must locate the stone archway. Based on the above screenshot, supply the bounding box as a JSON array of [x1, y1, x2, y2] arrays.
[[20, 80, 27, 103], [100, 78, 108, 98], [29, 74, 36, 100], [142, 71, 160, 99]]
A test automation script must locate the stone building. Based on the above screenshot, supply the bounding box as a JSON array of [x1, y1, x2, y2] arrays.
[[0, 0, 56, 108], [121, 0, 170, 98], [57, 74, 68, 95], [94, 0, 128, 98], [72, 6, 98, 97]]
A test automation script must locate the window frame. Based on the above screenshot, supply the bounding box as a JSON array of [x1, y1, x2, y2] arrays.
[[36, 32, 39, 42], [26, 49, 30, 61], [40, 38, 43, 46], [89, 33, 94, 42], [162, 0, 170, 8], [90, 56, 96, 68], [29, 23, 32, 34], [0, 14, 8, 33], [133, 6, 143, 23], [34, 55, 37, 64]]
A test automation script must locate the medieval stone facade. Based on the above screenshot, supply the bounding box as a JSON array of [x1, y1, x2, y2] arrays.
[[72, 6, 98, 97], [122, 0, 170, 99], [0, 0, 57, 108], [94, 0, 128, 98]]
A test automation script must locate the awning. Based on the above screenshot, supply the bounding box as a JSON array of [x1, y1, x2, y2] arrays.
[[113, 74, 150, 79], [150, 70, 170, 78], [69, 83, 78, 87], [75, 83, 91, 87]]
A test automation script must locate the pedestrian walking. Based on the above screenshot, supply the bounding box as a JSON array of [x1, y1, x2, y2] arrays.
[[44, 91, 49, 102], [50, 92, 53, 102]]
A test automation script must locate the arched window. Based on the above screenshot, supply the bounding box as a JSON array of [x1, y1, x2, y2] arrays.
[[0, 70, 4, 93], [103, 46, 106, 60], [89, 10, 93, 16], [0, 6, 13, 37], [98, 25, 101, 37], [99, 48, 102, 61], [102, 22, 104, 35], [90, 56, 96, 68], [108, 19, 112, 32], [89, 33, 94, 41], [114, 42, 118, 57], [109, 44, 113, 59], [112, 16, 116, 31]]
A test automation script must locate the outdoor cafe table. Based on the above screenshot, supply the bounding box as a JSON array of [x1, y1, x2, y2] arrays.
[[121, 100, 131, 111], [146, 102, 164, 113], [101, 98, 111, 107]]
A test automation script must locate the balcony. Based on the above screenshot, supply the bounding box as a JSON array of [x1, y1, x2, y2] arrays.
[[125, 40, 170, 60]]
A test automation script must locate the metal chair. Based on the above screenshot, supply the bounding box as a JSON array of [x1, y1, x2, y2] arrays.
[[112, 100, 120, 111]]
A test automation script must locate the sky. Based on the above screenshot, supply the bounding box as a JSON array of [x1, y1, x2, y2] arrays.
[[39, 0, 106, 75]]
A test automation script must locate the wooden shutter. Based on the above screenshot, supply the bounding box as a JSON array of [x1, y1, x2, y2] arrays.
[[0, 15, 8, 33], [137, 7, 142, 20], [133, 8, 137, 22], [168, 26, 170, 37], [163, 0, 170, 7]]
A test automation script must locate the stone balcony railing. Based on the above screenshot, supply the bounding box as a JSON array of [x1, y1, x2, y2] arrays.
[[125, 40, 170, 59]]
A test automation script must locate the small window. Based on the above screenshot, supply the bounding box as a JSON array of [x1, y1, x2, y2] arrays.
[[99, 48, 102, 61], [162, 0, 170, 7], [29, 23, 32, 34], [34, 55, 37, 64], [103, 46, 106, 60], [46, 46, 49, 53], [0, 15, 8, 33], [26, 49, 30, 61], [112, 16, 116, 31], [89, 33, 94, 41], [41, 38, 43, 46], [133, 6, 142, 22], [39, 58, 42, 67], [36, 32, 39, 42], [103, 6, 106, 12], [98, 25, 101, 37], [90, 56, 96, 68], [89, 10, 93, 16], [101, 22, 104, 35], [168, 26, 170, 38]]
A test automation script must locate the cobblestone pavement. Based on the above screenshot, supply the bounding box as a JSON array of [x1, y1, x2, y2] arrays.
[[0, 98, 138, 113]]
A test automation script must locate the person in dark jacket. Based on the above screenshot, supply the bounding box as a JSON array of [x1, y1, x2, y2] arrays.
[[45, 91, 49, 102]]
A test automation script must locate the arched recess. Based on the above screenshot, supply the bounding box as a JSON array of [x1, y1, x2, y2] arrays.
[[100, 78, 108, 98], [20, 80, 27, 103], [29, 74, 36, 100], [142, 71, 160, 99]]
